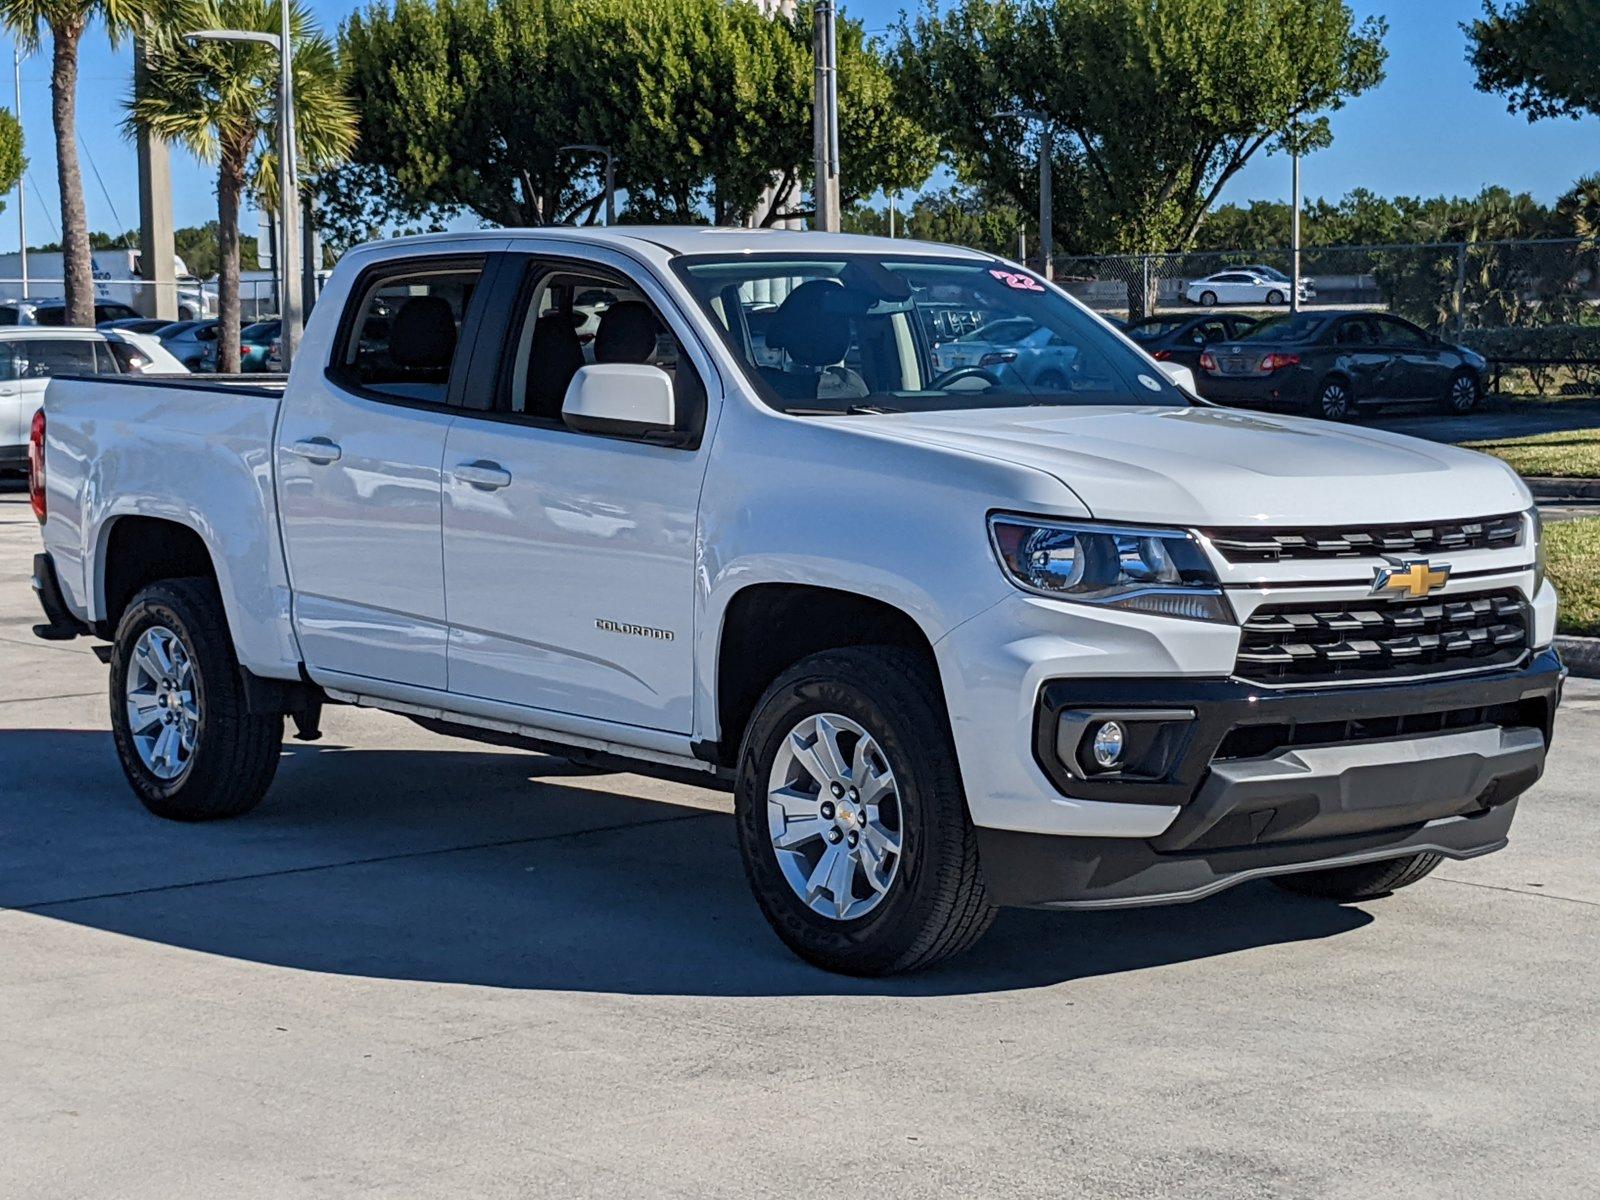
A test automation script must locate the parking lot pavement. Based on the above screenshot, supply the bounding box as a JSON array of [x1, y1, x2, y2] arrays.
[[1371, 398, 1600, 445], [2, 483, 1598, 1200]]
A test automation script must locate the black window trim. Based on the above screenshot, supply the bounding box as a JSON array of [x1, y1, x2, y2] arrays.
[[323, 251, 496, 413], [451, 251, 707, 451]]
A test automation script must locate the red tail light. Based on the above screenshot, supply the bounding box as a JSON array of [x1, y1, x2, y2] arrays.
[[1150, 349, 1172, 360], [27, 408, 45, 522], [1199, 351, 1218, 372], [1259, 352, 1300, 372]]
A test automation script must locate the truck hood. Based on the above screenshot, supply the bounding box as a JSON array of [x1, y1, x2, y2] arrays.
[[859, 404, 1530, 526]]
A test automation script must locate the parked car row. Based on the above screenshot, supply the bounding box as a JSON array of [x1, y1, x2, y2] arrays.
[[100, 315, 282, 372]]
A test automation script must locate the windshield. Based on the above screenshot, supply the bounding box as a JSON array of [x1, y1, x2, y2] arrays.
[[674, 253, 1189, 414], [1241, 314, 1327, 343]]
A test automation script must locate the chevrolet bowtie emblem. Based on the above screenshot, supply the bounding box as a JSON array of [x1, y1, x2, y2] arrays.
[[1372, 557, 1451, 600]]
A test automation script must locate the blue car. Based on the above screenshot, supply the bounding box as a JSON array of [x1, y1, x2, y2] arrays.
[[931, 317, 1080, 388]]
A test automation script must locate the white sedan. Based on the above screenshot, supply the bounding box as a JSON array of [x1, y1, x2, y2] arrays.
[[0, 326, 185, 474], [1183, 269, 1314, 307]]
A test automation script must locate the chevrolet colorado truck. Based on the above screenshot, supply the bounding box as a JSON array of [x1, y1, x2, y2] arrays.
[[29, 229, 1564, 975]]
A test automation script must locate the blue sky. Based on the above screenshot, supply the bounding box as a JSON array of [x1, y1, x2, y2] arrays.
[[3, 0, 1595, 254]]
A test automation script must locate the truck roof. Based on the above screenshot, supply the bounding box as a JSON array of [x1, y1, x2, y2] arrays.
[[364, 225, 997, 261]]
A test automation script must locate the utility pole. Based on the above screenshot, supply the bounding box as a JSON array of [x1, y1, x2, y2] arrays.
[[13, 43, 26, 299], [277, 0, 302, 368], [812, 0, 840, 231], [1038, 123, 1053, 281], [1290, 114, 1302, 314]]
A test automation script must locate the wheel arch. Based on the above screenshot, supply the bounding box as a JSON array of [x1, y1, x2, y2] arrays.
[[94, 514, 221, 637], [706, 582, 944, 768]]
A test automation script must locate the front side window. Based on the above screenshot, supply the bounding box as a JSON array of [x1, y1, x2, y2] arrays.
[[501, 264, 705, 442], [1375, 316, 1429, 347], [676, 254, 1188, 414], [335, 260, 482, 403]]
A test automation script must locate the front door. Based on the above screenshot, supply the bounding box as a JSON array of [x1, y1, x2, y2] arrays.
[[277, 251, 494, 690], [441, 248, 716, 732]]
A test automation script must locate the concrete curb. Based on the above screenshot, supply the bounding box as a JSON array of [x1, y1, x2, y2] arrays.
[[1555, 635, 1600, 678], [1527, 476, 1600, 501]]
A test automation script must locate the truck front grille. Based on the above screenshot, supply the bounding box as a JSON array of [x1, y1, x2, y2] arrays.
[[1206, 514, 1523, 563], [1236, 589, 1529, 685]]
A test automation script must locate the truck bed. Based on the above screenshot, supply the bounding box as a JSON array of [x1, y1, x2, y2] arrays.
[[38, 373, 302, 678]]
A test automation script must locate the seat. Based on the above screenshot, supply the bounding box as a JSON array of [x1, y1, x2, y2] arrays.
[[763, 280, 869, 402], [525, 310, 586, 420], [388, 295, 458, 374], [593, 301, 660, 363]]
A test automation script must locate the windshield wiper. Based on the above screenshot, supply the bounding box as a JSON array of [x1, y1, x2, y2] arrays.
[[784, 404, 903, 416]]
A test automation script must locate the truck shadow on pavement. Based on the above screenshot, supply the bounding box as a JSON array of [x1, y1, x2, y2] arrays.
[[2, 728, 1371, 997]]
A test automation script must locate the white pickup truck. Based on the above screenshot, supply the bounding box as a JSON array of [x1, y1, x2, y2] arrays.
[[29, 228, 1564, 974]]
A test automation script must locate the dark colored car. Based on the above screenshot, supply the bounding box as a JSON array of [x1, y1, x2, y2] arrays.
[[1123, 312, 1259, 374], [1194, 310, 1490, 420]]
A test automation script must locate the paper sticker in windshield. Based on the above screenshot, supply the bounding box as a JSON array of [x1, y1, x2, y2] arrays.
[[989, 269, 1045, 292]]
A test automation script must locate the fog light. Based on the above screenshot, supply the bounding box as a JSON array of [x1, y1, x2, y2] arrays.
[[1091, 721, 1125, 770]]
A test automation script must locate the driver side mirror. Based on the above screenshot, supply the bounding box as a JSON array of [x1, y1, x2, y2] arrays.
[[1156, 360, 1199, 396], [562, 363, 677, 440]]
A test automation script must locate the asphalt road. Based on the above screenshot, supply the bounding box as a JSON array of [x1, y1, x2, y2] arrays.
[[2, 483, 1597, 1200]]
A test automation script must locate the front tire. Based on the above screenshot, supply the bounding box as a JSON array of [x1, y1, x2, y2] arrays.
[[1265, 289, 1285, 305], [1273, 852, 1442, 901], [1199, 289, 1218, 306], [1445, 369, 1481, 414], [110, 578, 283, 821], [734, 646, 996, 975]]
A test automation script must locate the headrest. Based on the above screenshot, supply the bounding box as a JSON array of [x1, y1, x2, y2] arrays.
[[594, 301, 661, 364], [767, 279, 853, 367], [389, 295, 457, 370]]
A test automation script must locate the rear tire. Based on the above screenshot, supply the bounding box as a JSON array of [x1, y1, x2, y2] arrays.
[[734, 646, 996, 976], [109, 578, 283, 821], [1273, 852, 1442, 901], [1315, 376, 1354, 421], [1445, 369, 1481, 414]]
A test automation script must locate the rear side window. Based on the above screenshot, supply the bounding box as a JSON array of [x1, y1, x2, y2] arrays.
[[0, 307, 17, 325], [333, 259, 483, 404], [0, 338, 105, 378], [33, 307, 65, 326]]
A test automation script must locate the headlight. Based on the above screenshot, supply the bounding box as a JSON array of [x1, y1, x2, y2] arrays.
[[988, 515, 1232, 622], [1529, 505, 1545, 593]]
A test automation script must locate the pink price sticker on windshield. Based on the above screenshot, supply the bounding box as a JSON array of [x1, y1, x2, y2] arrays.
[[989, 269, 1045, 292]]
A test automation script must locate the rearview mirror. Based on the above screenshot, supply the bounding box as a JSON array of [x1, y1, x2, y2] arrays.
[[1157, 360, 1199, 395], [562, 363, 676, 439]]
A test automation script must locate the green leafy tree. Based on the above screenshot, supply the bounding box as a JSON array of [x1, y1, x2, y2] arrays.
[[0, 0, 150, 324], [129, 0, 356, 370], [843, 186, 1025, 255], [336, 0, 935, 229], [1467, 0, 1600, 121], [174, 220, 259, 277], [0, 107, 23, 216], [895, 0, 1386, 285]]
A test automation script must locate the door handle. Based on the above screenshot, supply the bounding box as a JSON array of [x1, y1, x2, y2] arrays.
[[454, 460, 513, 490], [287, 437, 342, 464]]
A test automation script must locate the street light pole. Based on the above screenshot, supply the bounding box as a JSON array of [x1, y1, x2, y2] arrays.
[[186, 25, 300, 368], [1038, 124, 1053, 282], [1290, 114, 1302, 315], [812, 0, 840, 232]]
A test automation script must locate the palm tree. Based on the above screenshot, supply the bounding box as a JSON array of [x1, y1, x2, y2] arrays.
[[128, 0, 355, 371], [0, 0, 148, 326]]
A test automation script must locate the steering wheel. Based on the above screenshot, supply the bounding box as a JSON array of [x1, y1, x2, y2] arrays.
[[927, 365, 1001, 390]]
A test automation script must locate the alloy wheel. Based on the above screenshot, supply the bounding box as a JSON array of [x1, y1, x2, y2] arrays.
[[1450, 374, 1478, 412], [1319, 382, 1351, 420], [124, 625, 201, 781], [766, 712, 904, 920]]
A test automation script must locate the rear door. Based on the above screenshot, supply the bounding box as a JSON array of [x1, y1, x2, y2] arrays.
[[1329, 317, 1386, 400], [439, 245, 716, 732], [276, 246, 505, 690]]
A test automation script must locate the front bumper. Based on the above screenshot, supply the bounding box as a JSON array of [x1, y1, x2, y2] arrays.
[[976, 648, 1563, 907]]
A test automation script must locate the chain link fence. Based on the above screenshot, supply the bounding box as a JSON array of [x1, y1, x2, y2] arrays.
[[0, 276, 286, 324], [1054, 237, 1600, 396]]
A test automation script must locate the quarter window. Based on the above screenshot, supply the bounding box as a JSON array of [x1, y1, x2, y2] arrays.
[[334, 260, 483, 404]]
